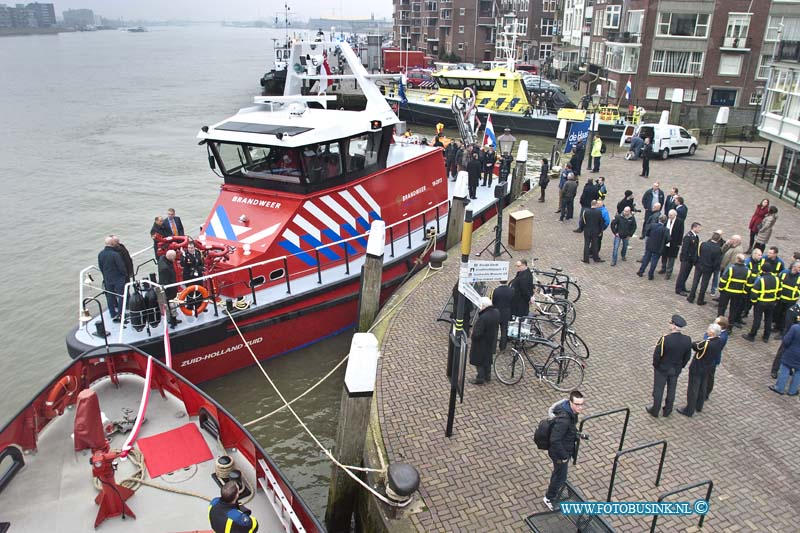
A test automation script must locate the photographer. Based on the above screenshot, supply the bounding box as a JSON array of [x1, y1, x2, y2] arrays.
[[209, 481, 258, 533], [543, 391, 586, 511], [616, 189, 638, 215]]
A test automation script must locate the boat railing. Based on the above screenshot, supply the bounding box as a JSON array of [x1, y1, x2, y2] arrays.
[[83, 199, 450, 331]]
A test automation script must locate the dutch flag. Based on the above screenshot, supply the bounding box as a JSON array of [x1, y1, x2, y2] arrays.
[[625, 77, 632, 100], [483, 114, 497, 148]]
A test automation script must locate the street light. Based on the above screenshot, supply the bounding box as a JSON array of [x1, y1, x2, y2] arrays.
[[498, 128, 516, 155]]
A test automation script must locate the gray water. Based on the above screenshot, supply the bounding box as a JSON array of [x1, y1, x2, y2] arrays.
[[0, 25, 555, 519]]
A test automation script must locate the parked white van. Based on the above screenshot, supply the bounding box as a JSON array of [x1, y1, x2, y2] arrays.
[[619, 123, 698, 160]]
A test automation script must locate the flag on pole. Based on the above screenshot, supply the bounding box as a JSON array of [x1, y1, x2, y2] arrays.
[[625, 77, 632, 100], [482, 114, 497, 148], [318, 51, 333, 95], [398, 73, 409, 107]]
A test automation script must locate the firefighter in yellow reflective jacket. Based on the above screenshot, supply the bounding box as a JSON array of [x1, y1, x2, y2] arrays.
[[741, 248, 763, 319], [743, 262, 781, 342], [776, 261, 800, 334], [209, 481, 258, 533], [717, 253, 749, 327]]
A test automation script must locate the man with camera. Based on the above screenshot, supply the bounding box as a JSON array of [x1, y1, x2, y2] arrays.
[[209, 481, 259, 533], [543, 391, 587, 511]]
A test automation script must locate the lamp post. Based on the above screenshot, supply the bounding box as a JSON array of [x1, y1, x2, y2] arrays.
[[498, 128, 516, 156]]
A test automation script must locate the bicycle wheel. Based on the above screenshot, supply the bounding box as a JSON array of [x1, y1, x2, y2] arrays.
[[562, 330, 590, 360], [564, 280, 581, 303], [542, 355, 584, 392], [541, 299, 576, 326], [494, 349, 525, 385]]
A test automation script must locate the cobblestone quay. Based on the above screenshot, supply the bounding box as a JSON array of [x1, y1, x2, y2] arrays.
[[377, 144, 800, 532]]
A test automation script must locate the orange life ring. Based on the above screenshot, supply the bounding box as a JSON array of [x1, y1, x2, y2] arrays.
[[179, 284, 210, 316], [44, 375, 78, 419]]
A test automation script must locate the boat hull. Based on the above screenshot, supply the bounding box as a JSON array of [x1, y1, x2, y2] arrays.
[[391, 98, 628, 141]]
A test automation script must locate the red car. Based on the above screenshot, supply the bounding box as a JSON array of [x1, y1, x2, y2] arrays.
[[406, 69, 435, 88]]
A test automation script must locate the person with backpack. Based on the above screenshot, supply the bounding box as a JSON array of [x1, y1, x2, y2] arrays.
[[541, 390, 585, 510]]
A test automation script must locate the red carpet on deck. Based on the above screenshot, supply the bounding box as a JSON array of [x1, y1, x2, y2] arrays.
[[136, 423, 214, 478]]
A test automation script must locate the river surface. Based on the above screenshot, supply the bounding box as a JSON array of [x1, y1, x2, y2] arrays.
[[0, 25, 556, 520]]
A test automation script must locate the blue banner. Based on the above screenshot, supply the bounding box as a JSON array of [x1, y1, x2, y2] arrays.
[[564, 119, 591, 154]]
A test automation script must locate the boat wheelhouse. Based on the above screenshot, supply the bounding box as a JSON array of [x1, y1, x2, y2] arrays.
[[67, 41, 510, 384]]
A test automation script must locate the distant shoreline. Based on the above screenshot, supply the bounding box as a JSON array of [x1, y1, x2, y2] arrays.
[[0, 27, 65, 37]]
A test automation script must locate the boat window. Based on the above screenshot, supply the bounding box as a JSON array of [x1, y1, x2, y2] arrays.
[[346, 132, 382, 171], [214, 142, 302, 183], [302, 141, 343, 183], [437, 77, 497, 91]]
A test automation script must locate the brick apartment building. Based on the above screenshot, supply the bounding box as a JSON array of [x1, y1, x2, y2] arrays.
[[392, 0, 556, 67]]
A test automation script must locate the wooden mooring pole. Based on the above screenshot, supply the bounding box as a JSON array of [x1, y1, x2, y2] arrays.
[[357, 220, 385, 332], [446, 173, 469, 250], [511, 139, 528, 201]]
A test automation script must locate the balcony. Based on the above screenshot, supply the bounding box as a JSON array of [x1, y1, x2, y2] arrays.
[[604, 43, 640, 74], [776, 40, 800, 63], [411, 25, 422, 34], [606, 31, 641, 45], [478, 11, 494, 27], [425, 18, 438, 27], [720, 36, 751, 51]]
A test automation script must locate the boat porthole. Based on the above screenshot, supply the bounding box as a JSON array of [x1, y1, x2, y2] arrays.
[[269, 268, 285, 281]]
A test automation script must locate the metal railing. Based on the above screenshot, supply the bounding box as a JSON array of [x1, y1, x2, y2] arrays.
[[606, 440, 668, 502], [714, 145, 800, 208], [649, 480, 713, 532], [80, 199, 450, 331], [572, 407, 630, 465]]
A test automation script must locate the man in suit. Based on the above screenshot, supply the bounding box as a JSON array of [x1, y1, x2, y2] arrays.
[[158, 249, 182, 328], [164, 208, 185, 237], [492, 281, 514, 350], [510, 259, 534, 318], [98, 236, 129, 322], [664, 187, 679, 214], [675, 223, 702, 295], [574, 179, 599, 233], [637, 214, 668, 280], [639, 182, 665, 239], [679, 323, 724, 417], [581, 200, 605, 263], [674, 195, 688, 221], [659, 209, 684, 280], [466, 152, 482, 199], [646, 315, 692, 417], [687, 232, 724, 305]]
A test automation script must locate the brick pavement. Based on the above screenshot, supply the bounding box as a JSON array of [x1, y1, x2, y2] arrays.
[[376, 144, 800, 532]]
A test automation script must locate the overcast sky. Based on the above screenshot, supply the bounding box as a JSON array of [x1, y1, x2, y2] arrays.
[[54, 0, 393, 21]]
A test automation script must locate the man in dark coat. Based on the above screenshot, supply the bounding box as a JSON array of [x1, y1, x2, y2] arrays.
[[573, 140, 585, 176], [679, 323, 724, 417], [466, 152, 482, 199], [687, 232, 723, 305], [664, 187, 679, 214], [560, 173, 578, 221], [98, 236, 129, 321], [543, 391, 585, 510], [659, 210, 684, 279], [641, 137, 653, 177], [581, 200, 605, 263], [481, 146, 496, 187], [675, 222, 702, 295], [674, 196, 688, 221], [469, 297, 501, 384], [158, 249, 181, 327], [538, 158, 550, 202], [574, 179, 599, 233], [637, 215, 668, 280], [164, 208, 184, 237], [510, 259, 534, 317], [610, 206, 637, 266], [646, 315, 692, 417], [770, 320, 800, 394], [639, 182, 665, 238], [492, 281, 514, 350], [111, 235, 134, 282], [150, 215, 170, 259]]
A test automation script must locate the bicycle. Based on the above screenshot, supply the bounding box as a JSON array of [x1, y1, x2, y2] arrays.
[[493, 336, 585, 391], [530, 286, 576, 326], [510, 312, 589, 360], [530, 260, 582, 303]]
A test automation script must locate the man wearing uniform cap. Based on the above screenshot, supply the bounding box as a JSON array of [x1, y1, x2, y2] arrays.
[[645, 315, 692, 418]]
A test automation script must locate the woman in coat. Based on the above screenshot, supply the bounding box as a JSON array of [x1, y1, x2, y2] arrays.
[[746, 199, 770, 253], [469, 297, 501, 385], [754, 206, 778, 252], [538, 158, 550, 202]]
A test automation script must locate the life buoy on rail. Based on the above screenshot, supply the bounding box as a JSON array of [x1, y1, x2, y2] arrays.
[[44, 375, 78, 419], [178, 284, 210, 316]]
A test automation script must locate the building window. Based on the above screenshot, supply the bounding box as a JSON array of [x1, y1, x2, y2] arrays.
[[626, 10, 644, 35], [519, 0, 529, 12], [656, 13, 709, 38], [539, 43, 552, 60], [604, 5, 621, 29], [664, 88, 695, 102], [710, 88, 738, 107], [517, 19, 527, 35], [458, 25, 464, 33], [543, 0, 557, 13], [459, 7, 465, 16], [650, 50, 704, 76], [458, 42, 464, 51], [446, 42, 452, 53], [765, 16, 800, 42], [608, 79, 617, 99], [765, 68, 800, 119], [646, 87, 660, 100], [725, 13, 750, 41], [750, 88, 764, 106], [719, 55, 743, 76], [541, 18, 555, 36], [757, 55, 772, 80]]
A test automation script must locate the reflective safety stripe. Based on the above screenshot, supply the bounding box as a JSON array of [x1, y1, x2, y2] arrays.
[[780, 273, 800, 301], [719, 266, 748, 294], [226, 518, 234, 533], [751, 276, 780, 302], [249, 517, 258, 533]]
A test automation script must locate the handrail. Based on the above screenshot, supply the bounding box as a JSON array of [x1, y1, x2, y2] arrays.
[[83, 199, 449, 327], [650, 479, 713, 532], [573, 407, 630, 465], [606, 440, 668, 502]]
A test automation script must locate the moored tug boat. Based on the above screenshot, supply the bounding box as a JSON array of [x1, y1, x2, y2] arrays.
[[0, 344, 322, 531], [66, 40, 512, 384]]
